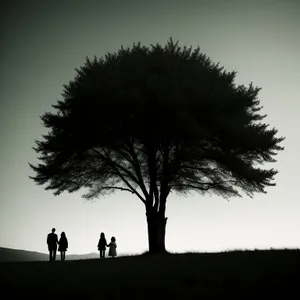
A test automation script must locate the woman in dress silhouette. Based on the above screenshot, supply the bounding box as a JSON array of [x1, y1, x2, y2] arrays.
[[58, 231, 68, 261], [97, 232, 108, 259]]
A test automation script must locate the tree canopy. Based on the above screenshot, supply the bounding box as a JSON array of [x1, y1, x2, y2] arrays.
[[29, 38, 285, 253]]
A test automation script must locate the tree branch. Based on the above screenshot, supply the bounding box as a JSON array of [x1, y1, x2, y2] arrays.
[[181, 165, 218, 173], [99, 186, 136, 194], [158, 140, 170, 213], [145, 142, 159, 209], [84, 153, 134, 180], [126, 138, 149, 199], [170, 179, 241, 190], [169, 184, 210, 191], [91, 147, 146, 204]]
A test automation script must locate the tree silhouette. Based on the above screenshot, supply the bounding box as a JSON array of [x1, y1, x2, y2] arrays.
[[29, 38, 285, 253]]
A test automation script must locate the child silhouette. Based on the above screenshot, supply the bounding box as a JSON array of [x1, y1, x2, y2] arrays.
[[108, 236, 117, 258]]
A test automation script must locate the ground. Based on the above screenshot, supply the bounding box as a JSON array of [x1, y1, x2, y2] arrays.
[[1, 249, 299, 299]]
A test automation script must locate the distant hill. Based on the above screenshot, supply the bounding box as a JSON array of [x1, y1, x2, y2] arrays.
[[0, 247, 100, 262]]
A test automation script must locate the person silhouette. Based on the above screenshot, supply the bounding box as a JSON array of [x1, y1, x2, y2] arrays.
[[108, 236, 117, 258], [47, 228, 58, 261], [58, 232, 68, 261], [97, 232, 108, 259]]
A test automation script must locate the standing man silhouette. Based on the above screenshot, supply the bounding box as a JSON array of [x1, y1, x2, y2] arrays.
[[47, 228, 58, 261]]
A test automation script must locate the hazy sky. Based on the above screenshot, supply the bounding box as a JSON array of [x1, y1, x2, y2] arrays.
[[1, 0, 299, 255]]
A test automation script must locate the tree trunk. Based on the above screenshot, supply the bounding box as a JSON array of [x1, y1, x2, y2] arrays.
[[146, 208, 168, 254]]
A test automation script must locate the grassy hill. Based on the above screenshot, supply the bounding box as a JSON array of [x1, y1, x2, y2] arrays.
[[1, 249, 299, 299]]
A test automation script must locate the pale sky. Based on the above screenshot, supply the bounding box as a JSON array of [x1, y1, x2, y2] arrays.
[[0, 0, 299, 255]]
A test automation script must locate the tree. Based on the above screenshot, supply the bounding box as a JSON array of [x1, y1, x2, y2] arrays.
[[29, 38, 285, 254]]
